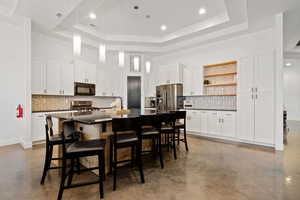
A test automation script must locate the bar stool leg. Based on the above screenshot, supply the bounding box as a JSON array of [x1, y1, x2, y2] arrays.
[[40, 144, 50, 185], [172, 131, 177, 160], [183, 126, 189, 151], [158, 134, 164, 169], [57, 159, 67, 200], [137, 142, 145, 183], [113, 145, 117, 191], [98, 153, 104, 199], [67, 158, 75, 187], [177, 129, 180, 145]]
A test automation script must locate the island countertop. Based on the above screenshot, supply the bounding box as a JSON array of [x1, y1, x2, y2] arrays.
[[49, 111, 141, 125]]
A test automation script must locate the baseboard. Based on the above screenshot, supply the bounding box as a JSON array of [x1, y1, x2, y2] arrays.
[[19, 138, 32, 149], [187, 131, 275, 148]]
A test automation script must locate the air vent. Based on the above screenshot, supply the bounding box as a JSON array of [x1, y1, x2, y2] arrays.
[[297, 40, 300, 47]]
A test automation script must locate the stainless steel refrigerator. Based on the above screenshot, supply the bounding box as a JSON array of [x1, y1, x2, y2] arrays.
[[156, 84, 183, 112]]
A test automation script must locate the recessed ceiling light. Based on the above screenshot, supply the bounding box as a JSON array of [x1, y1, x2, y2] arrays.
[[89, 23, 96, 28], [56, 12, 63, 18], [89, 12, 96, 20], [161, 25, 167, 31], [134, 6, 139, 10], [286, 63, 292, 67], [198, 8, 206, 15], [146, 15, 151, 19]]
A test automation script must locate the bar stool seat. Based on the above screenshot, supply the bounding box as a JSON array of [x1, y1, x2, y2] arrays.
[[161, 125, 173, 131], [175, 122, 185, 128], [114, 133, 138, 146], [67, 139, 105, 156], [141, 128, 159, 137], [49, 135, 74, 144]]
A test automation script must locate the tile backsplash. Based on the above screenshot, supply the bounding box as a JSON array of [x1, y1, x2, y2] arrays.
[[32, 95, 119, 112]]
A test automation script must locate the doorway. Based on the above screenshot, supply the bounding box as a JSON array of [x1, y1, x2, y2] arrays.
[[127, 76, 141, 114]]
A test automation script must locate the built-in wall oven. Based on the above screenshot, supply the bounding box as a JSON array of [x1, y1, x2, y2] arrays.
[[74, 82, 96, 96]]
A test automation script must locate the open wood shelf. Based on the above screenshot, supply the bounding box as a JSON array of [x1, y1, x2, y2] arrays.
[[203, 61, 237, 68], [204, 72, 237, 78], [204, 83, 237, 87]]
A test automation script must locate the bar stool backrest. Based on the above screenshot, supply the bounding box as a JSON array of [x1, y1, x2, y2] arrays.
[[112, 117, 140, 133], [45, 116, 54, 143], [160, 113, 176, 125], [173, 111, 186, 120], [140, 115, 161, 130]]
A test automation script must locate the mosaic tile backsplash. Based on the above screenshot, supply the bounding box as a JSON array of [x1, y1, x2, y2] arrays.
[[32, 95, 118, 112]]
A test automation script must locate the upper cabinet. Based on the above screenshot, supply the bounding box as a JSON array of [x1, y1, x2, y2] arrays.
[[74, 60, 96, 84], [32, 60, 74, 95], [158, 64, 184, 85]]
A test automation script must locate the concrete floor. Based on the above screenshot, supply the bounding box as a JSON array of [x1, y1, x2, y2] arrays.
[[0, 131, 300, 200]]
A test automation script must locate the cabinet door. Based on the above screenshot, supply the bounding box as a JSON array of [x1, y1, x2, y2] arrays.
[[61, 63, 74, 95], [46, 61, 61, 95], [221, 112, 236, 138], [186, 111, 193, 131], [32, 60, 46, 94], [31, 114, 46, 141], [186, 111, 200, 133], [253, 52, 275, 144], [207, 111, 220, 135], [74, 60, 87, 83], [183, 67, 192, 96], [199, 111, 208, 133], [86, 63, 97, 84], [254, 92, 274, 144], [237, 57, 255, 141]]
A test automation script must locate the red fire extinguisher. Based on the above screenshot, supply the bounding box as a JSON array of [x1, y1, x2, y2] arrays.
[[16, 104, 24, 118]]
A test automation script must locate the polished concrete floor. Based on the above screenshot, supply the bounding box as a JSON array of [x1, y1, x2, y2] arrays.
[[1, 129, 300, 200]]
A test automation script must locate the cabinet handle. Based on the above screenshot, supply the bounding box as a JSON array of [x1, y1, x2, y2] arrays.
[[251, 88, 254, 93], [255, 94, 258, 99], [44, 89, 47, 93], [255, 87, 258, 93], [222, 119, 224, 123]]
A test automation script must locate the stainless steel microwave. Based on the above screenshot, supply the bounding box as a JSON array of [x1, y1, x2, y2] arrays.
[[74, 82, 96, 96]]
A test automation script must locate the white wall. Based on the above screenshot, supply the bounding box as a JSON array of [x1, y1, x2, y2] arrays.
[[284, 59, 300, 121], [0, 16, 31, 147]]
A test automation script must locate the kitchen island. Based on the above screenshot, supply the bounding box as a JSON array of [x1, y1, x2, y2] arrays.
[[49, 110, 157, 174]]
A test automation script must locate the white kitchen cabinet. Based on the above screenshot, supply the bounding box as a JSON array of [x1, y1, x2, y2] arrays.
[[207, 111, 220, 135], [220, 112, 236, 138], [158, 64, 184, 85], [237, 52, 275, 145], [186, 110, 236, 138], [32, 60, 46, 94], [74, 60, 96, 84], [61, 63, 74, 95], [186, 110, 201, 133], [199, 111, 208, 133], [31, 113, 46, 142], [46, 61, 61, 95], [32, 60, 74, 95], [183, 67, 193, 96]]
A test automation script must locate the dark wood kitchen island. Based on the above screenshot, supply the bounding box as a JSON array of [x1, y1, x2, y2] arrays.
[[49, 110, 154, 175]]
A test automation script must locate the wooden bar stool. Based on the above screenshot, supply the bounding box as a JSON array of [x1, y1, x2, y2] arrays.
[[40, 116, 80, 185], [140, 114, 164, 168], [160, 113, 177, 159], [57, 121, 106, 200], [110, 117, 145, 191], [173, 111, 189, 151]]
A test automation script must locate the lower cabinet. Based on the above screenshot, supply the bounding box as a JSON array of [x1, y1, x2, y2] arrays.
[[186, 110, 236, 139], [31, 113, 60, 142]]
